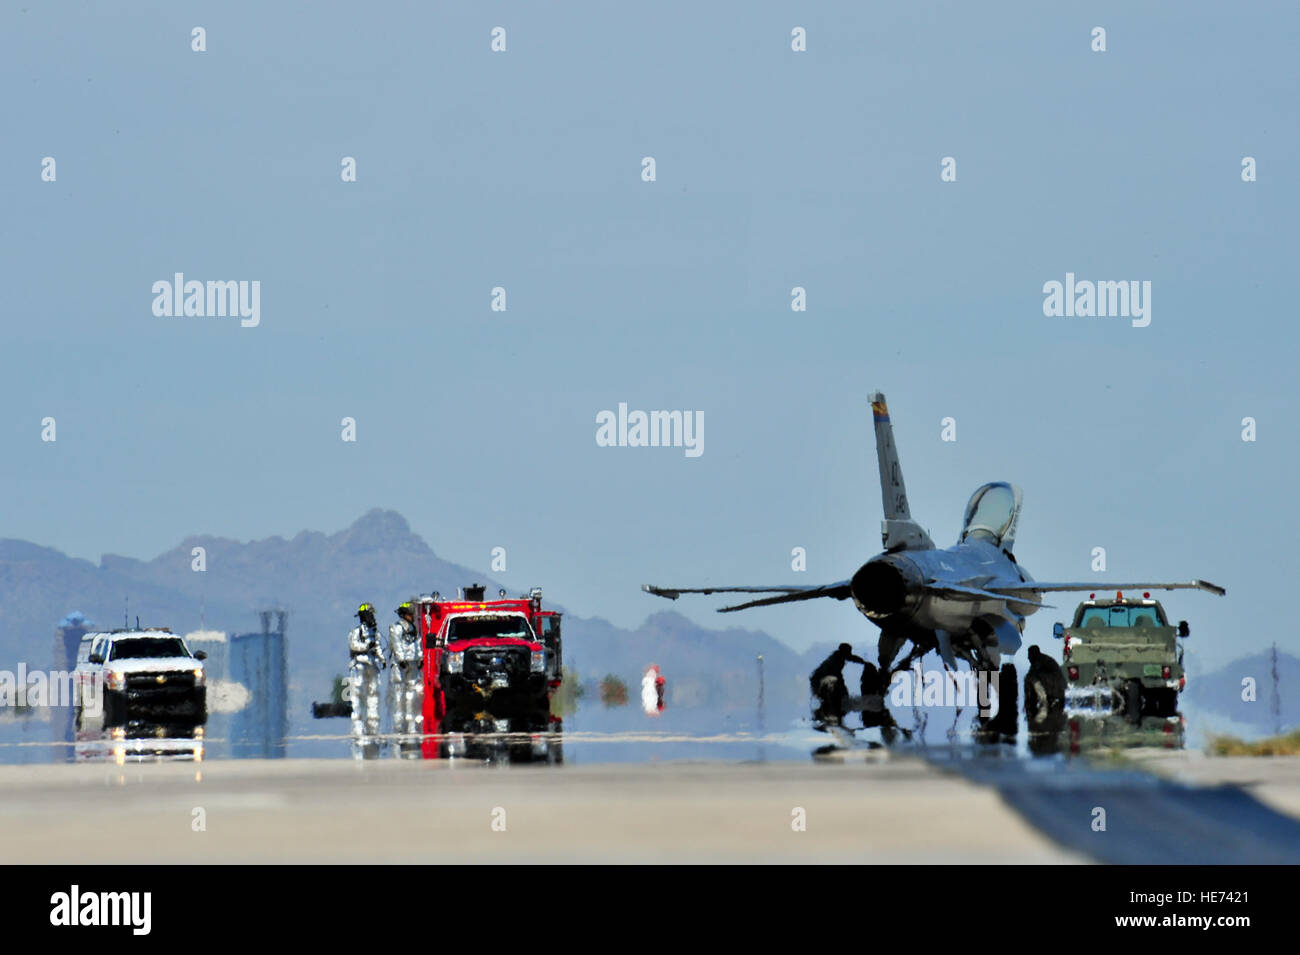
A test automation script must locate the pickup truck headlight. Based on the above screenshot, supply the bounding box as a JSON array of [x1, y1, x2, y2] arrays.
[[191, 668, 205, 686], [446, 652, 464, 674], [530, 650, 545, 673], [105, 670, 125, 691]]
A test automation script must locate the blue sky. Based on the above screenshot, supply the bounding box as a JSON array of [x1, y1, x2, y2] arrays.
[[2, 2, 1296, 672]]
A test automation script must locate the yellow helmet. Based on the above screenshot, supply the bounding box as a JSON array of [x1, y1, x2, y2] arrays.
[[396, 601, 414, 618], [356, 603, 374, 617]]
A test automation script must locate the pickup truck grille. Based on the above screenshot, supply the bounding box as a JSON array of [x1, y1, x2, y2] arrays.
[[124, 671, 196, 690]]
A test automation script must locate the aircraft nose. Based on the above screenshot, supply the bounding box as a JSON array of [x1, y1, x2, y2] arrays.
[[850, 555, 922, 621]]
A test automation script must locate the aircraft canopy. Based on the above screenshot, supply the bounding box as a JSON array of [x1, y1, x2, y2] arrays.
[[961, 482, 1022, 549]]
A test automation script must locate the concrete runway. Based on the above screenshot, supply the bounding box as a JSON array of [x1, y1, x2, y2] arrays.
[[0, 754, 1084, 864], [1125, 750, 1300, 820], [2, 750, 1297, 863], [944, 751, 1300, 864]]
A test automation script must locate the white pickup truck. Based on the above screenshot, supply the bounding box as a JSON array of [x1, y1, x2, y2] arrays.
[[74, 629, 207, 726]]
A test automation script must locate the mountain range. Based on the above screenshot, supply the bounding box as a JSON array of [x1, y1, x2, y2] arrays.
[[0, 510, 822, 740], [1183, 648, 1300, 734], [1, 509, 1290, 745]]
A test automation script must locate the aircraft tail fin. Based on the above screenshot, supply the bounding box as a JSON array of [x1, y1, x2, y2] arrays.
[[871, 392, 933, 551]]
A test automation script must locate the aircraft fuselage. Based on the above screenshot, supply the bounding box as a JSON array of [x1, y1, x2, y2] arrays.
[[851, 540, 1039, 637]]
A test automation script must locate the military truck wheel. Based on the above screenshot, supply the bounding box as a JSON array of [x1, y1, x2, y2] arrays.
[[1145, 688, 1178, 717], [1123, 680, 1142, 725]]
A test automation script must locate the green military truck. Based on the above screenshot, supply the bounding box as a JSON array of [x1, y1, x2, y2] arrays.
[[1052, 592, 1190, 719]]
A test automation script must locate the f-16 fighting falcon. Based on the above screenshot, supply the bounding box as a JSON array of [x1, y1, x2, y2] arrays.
[[643, 393, 1225, 683]]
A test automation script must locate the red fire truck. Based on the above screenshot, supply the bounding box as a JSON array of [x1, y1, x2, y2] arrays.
[[413, 584, 562, 727]]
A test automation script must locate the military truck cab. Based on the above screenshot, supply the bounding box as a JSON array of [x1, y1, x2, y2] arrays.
[[1053, 593, 1188, 718]]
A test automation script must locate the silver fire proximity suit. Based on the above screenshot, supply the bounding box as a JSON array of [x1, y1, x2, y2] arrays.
[[388, 614, 424, 741], [348, 622, 384, 750]]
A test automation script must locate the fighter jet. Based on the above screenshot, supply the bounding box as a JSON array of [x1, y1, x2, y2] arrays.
[[643, 393, 1225, 678]]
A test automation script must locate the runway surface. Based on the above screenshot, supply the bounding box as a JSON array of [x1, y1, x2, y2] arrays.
[[935, 751, 1300, 864], [1, 745, 1297, 863], [0, 754, 1079, 864]]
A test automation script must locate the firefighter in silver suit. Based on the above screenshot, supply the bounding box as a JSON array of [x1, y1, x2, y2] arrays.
[[388, 601, 424, 744], [348, 603, 384, 756]]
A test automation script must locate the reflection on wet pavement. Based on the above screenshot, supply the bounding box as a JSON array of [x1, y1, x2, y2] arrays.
[[75, 723, 204, 763], [5, 665, 1191, 767]]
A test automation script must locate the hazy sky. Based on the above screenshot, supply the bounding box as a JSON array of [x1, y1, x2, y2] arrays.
[[3, 3, 1296, 672]]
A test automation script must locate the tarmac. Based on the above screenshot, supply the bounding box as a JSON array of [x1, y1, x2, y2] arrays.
[[2, 750, 1296, 863], [0, 753, 1082, 864], [1123, 750, 1300, 820]]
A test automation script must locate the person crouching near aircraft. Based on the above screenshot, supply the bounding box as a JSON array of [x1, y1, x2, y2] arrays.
[[388, 601, 424, 744], [810, 643, 866, 726], [348, 603, 384, 755]]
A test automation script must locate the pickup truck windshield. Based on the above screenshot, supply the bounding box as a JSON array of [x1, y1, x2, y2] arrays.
[[1077, 606, 1164, 628], [448, 616, 534, 642], [108, 637, 188, 660]]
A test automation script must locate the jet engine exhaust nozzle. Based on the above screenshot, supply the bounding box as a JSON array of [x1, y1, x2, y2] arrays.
[[850, 557, 921, 622]]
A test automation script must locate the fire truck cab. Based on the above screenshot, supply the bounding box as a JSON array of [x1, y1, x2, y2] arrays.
[[414, 584, 562, 721]]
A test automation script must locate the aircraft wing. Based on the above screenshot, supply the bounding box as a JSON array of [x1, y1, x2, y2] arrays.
[[991, 580, 1226, 597], [644, 584, 811, 599], [642, 582, 852, 613], [922, 582, 1051, 609]]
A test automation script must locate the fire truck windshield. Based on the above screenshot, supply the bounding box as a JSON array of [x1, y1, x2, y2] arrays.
[[447, 615, 535, 642]]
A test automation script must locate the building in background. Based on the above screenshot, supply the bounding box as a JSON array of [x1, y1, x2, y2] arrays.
[[229, 610, 288, 758], [185, 630, 231, 755], [51, 611, 92, 761]]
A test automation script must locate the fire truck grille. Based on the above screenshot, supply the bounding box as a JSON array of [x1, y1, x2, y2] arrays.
[[463, 647, 529, 683]]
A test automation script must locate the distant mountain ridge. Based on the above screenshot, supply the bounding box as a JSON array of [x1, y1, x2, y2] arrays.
[[0, 510, 811, 739], [12, 511, 1283, 744], [1183, 648, 1300, 733]]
